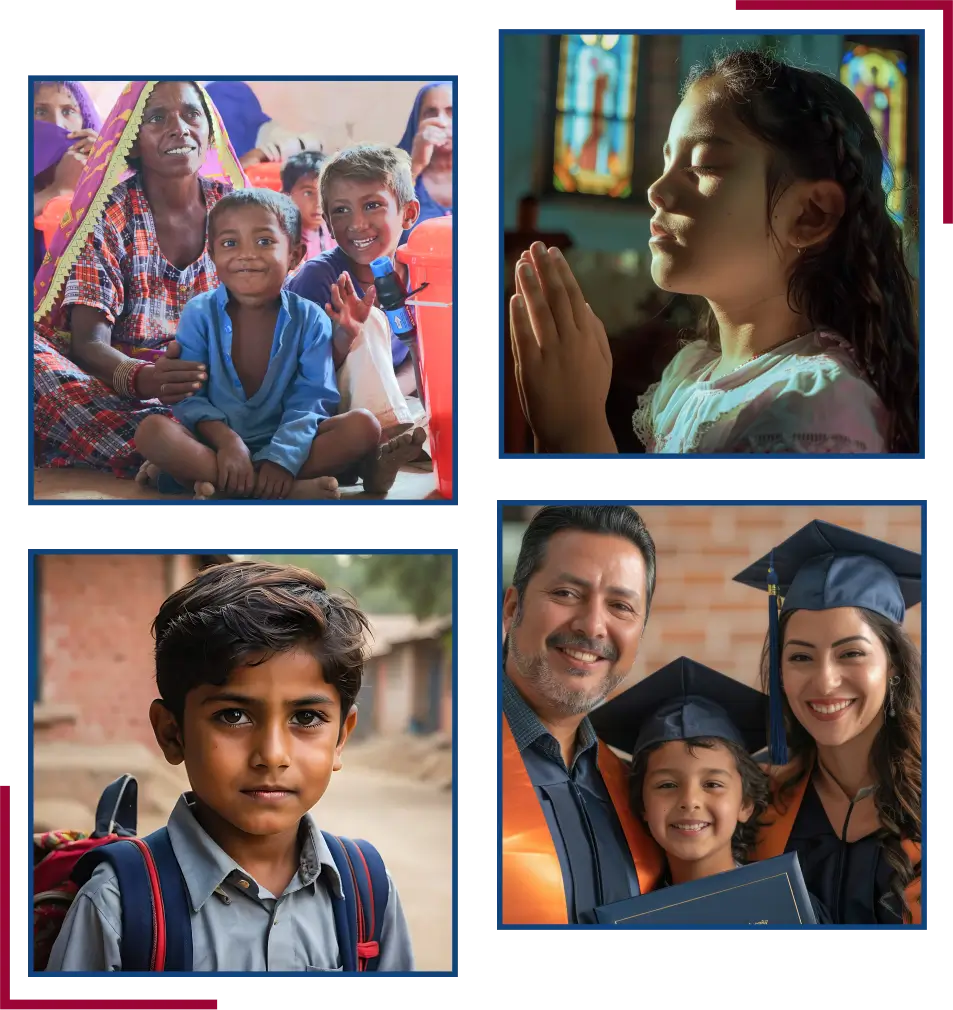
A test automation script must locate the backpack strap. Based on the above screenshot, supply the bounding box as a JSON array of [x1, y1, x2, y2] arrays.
[[321, 832, 357, 972], [321, 832, 388, 972], [72, 828, 192, 972]]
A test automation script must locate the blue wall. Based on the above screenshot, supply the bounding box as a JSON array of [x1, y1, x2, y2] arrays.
[[502, 33, 844, 253]]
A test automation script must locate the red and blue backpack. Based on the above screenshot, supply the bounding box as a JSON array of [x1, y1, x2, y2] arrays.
[[34, 775, 388, 972]]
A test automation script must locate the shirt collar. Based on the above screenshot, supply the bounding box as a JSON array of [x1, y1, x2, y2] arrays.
[[502, 673, 598, 756], [165, 793, 344, 911], [212, 278, 293, 317]]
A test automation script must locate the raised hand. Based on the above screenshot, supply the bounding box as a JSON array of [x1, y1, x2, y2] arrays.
[[410, 117, 449, 177], [326, 272, 376, 359]]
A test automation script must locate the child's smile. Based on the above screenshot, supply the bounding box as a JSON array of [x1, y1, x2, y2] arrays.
[[642, 740, 753, 875]]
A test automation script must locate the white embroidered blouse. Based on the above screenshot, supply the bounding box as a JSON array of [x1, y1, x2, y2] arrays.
[[632, 330, 889, 454]]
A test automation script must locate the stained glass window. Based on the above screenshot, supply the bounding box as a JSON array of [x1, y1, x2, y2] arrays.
[[840, 43, 908, 223], [552, 34, 639, 198]]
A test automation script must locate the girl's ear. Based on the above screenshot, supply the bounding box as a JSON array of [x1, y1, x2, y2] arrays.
[[737, 795, 756, 825], [792, 178, 846, 251]]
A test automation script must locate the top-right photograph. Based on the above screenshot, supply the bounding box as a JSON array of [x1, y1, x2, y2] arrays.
[[501, 31, 923, 457]]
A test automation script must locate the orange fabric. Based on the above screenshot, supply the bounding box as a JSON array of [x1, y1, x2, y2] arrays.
[[757, 763, 922, 924], [501, 715, 663, 924], [596, 744, 664, 896]]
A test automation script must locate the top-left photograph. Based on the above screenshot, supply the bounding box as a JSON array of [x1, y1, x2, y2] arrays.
[[31, 78, 455, 503]]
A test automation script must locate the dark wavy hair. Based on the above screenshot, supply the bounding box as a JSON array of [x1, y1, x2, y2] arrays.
[[761, 607, 922, 916], [629, 737, 770, 865], [153, 561, 370, 732], [685, 50, 919, 453]]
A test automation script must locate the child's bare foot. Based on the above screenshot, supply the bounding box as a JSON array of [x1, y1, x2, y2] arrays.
[[287, 476, 341, 500], [135, 460, 161, 487], [362, 427, 427, 494], [193, 481, 217, 500]]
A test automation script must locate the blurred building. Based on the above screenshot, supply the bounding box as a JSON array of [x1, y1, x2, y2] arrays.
[[501, 505, 922, 691]]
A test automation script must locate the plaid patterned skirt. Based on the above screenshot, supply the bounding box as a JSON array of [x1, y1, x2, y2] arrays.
[[33, 331, 171, 477]]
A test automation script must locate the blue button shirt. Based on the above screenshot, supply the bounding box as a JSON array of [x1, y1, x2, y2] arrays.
[[173, 286, 340, 477], [286, 247, 410, 368]]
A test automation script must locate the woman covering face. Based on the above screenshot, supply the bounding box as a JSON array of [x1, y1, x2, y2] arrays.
[[734, 521, 921, 925], [396, 82, 453, 240]]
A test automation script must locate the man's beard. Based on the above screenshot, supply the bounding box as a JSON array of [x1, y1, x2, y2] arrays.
[[505, 629, 628, 717]]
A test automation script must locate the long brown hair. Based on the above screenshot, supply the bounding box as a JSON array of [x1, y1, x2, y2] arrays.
[[685, 51, 919, 453], [761, 607, 921, 914]]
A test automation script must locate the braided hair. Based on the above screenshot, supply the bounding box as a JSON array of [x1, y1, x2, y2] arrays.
[[685, 51, 919, 453]]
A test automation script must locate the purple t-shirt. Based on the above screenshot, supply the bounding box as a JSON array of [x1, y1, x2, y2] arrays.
[[286, 247, 409, 367]]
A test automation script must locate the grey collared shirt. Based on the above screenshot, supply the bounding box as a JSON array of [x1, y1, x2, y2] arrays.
[[47, 794, 414, 972]]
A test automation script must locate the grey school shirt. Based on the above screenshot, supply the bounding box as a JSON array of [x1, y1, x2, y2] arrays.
[[47, 793, 414, 972]]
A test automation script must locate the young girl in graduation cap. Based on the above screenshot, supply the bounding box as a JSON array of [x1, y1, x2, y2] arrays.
[[590, 658, 774, 887], [734, 521, 922, 924]]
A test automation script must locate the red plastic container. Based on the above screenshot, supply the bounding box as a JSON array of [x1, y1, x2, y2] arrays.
[[36, 194, 74, 248], [244, 162, 283, 192], [397, 217, 453, 499]]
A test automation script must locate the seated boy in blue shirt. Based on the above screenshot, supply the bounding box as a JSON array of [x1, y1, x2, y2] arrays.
[[135, 189, 420, 499], [48, 561, 415, 972], [287, 144, 420, 400]]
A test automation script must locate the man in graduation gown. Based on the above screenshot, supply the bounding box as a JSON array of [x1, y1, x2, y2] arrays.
[[502, 506, 664, 924]]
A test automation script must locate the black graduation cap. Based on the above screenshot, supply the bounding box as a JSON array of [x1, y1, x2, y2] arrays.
[[589, 657, 768, 758], [733, 520, 922, 765]]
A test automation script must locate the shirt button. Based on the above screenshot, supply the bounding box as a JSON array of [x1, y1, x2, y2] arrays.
[[238, 879, 250, 889]]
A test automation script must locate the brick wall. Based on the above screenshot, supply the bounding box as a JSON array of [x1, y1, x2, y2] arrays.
[[37, 555, 203, 750], [503, 505, 922, 690]]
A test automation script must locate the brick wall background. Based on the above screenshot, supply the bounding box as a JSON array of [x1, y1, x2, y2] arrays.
[[501, 505, 922, 690], [37, 555, 205, 750]]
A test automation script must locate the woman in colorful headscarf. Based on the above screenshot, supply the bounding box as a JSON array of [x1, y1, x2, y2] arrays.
[[204, 81, 321, 168], [33, 81, 102, 276], [33, 81, 246, 477], [397, 82, 453, 240]]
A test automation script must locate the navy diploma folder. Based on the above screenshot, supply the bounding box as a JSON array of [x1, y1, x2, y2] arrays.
[[592, 852, 817, 926]]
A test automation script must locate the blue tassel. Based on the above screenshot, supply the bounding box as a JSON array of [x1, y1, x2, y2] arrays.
[[767, 551, 788, 765]]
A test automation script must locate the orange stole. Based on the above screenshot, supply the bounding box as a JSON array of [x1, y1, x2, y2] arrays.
[[755, 767, 922, 925], [501, 715, 663, 924]]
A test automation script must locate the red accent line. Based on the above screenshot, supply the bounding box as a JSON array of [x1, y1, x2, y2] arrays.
[[336, 841, 366, 971], [353, 846, 376, 943], [124, 839, 166, 972]]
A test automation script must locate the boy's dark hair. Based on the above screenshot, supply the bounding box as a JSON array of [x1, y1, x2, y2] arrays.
[[319, 144, 415, 218], [153, 561, 369, 731], [281, 150, 327, 194], [685, 50, 919, 452], [127, 80, 215, 174], [208, 188, 303, 246], [512, 506, 657, 620], [629, 737, 770, 864]]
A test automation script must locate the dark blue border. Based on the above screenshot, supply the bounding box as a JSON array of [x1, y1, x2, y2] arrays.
[[498, 27, 928, 462], [27, 549, 460, 973], [494, 500, 928, 933], [27, 73, 460, 505]]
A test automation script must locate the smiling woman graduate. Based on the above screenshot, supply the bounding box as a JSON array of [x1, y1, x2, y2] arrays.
[[734, 521, 922, 924]]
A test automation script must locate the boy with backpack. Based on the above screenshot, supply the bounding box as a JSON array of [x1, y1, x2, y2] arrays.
[[45, 560, 414, 972]]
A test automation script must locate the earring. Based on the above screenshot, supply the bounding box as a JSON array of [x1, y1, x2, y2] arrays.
[[887, 675, 901, 717]]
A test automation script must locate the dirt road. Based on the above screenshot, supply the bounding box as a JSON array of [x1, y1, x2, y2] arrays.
[[312, 763, 453, 972]]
